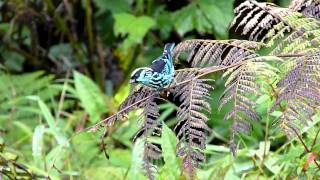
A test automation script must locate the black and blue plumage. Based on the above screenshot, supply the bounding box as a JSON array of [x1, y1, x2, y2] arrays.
[[130, 43, 175, 90]]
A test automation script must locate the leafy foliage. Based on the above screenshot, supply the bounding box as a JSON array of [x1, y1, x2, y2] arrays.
[[91, 0, 320, 178], [2, 0, 320, 180], [173, 0, 235, 39]]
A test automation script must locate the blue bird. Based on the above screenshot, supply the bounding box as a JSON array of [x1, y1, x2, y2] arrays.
[[130, 43, 175, 90]]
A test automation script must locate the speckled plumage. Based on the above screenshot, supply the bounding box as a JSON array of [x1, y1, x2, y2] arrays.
[[130, 43, 175, 89]]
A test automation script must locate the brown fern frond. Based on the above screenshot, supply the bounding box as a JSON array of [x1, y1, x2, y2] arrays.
[[220, 60, 278, 154], [231, 0, 293, 41], [232, 1, 320, 55], [170, 71, 213, 178], [87, 87, 156, 132], [125, 93, 162, 180], [289, 0, 320, 19], [143, 142, 161, 180], [173, 39, 261, 68], [271, 52, 320, 138]]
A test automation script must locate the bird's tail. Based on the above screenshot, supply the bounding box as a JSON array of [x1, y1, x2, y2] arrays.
[[163, 43, 175, 54]]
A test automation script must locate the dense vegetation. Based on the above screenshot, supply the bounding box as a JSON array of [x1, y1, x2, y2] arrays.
[[1, 0, 320, 179]]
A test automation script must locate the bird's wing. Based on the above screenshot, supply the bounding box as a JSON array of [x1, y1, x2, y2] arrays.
[[150, 57, 166, 73]]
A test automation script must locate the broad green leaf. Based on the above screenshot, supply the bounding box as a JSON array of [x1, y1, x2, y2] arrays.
[[173, 0, 234, 39], [2, 49, 25, 71], [173, 3, 211, 36], [156, 10, 174, 39], [73, 71, 108, 122], [127, 139, 147, 180], [114, 13, 155, 48], [71, 132, 100, 165], [109, 149, 132, 168], [93, 0, 130, 14], [160, 123, 180, 178], [198, 0, 234, 39], [264, 155, 281, 174], [255, 141, 271, 160], [85, 167, 127, 180], [32, 125, 46, 168]]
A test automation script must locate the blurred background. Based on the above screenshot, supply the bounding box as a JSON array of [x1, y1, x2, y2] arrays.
[[3, 0, 316, 179]]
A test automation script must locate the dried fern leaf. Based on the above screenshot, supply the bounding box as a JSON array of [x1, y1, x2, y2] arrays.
[[271, 52, 320, 137], [173, 39, 261, 68], [232, 0, 293, 41], [87, 87, 156, 132], [289, 0, 320, 19], [220, 59, 278, 154], [233, 1, 320, 55], [170, 71, 213, 178], [133, 94, 162, 180]]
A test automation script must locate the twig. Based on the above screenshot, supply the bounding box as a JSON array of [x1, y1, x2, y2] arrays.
[[290, 126, 320, 169], [311, 126, 320, 149]]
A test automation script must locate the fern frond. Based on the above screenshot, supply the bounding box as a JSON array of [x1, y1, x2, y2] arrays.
[[170, 71, 212, 178], [270, 15, 320, 55], [232, 0, 293, 41], [139, 95, 161, 180], [173, 39, 261, 68], [289, 0, 320, 19], [0, 71, 60, 122], [88, 87, 156, 132], [233, 1, 320, 55], [271, 52, 320, 137], [220, 59, 278, 154]]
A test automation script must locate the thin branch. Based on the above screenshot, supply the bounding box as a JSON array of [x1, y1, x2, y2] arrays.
[[311, 126, 320, 149], [84, 93, 155, 132], [290, 126, 320, 170]]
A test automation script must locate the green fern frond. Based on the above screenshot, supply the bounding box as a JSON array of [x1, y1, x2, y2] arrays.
[[0, 71, 60, 121]]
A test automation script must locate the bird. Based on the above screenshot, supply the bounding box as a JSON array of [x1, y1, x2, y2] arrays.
[[130, 43, 175, 90]]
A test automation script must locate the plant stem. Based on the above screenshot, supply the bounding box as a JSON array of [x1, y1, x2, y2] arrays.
[[290, 126, 320, 169]]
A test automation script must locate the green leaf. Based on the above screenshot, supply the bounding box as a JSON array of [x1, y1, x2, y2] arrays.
[[2, 49, 25, 71], [255, 141, 271, 160], [127, 139, 147, 180], [173, 3, 211, 36], [109, 149, 132, 168], [198, 0, 234, 39], [27, 96, 68, 146], [73, 71, 108, 122], [85, 167, 127, 180], [160, 123, 180, 178], [93, 0, 130, 14], [32, 125, 46, 168], [0, 23, 9, 32], [156, 10, 174, 39], [173, 0, 234, 39], [114, 13, 155, 48]]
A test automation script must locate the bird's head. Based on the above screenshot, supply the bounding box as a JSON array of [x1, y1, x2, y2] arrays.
[[130, 67, 153, 84]]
